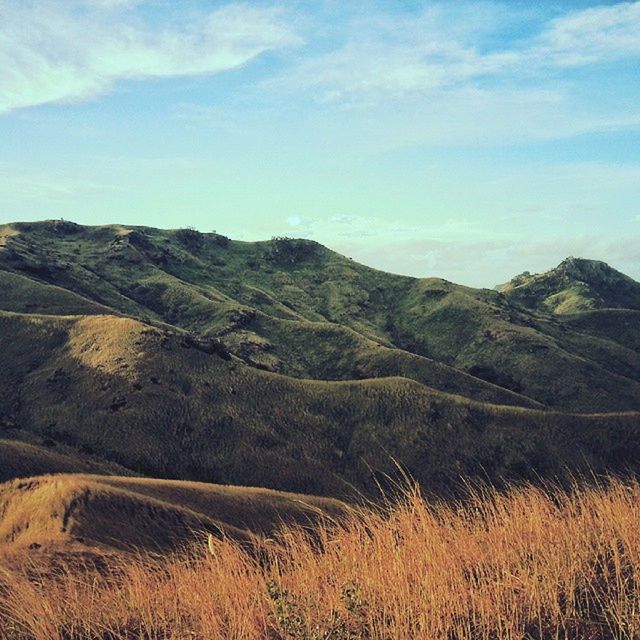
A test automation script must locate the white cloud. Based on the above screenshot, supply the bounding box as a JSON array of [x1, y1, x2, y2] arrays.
[[537, 1, 640, 66], [0, 1, 299, 114], [275, 9, 513, 100], [275, 1, 640, 101]]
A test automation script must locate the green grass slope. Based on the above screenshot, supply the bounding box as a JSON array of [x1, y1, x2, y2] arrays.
[[0, 270, 113, 316], [562, 309, 640, 353], [499, 257, 640, 313], [0, 222, 538, 409], [386, 279, 640, 410], [2, 221, 640, 412]]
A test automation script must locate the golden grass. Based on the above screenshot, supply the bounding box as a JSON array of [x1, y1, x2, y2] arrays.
[[2, 477, 640, 639], [0, 474, 346, 553], [0, 224, 19, 247]]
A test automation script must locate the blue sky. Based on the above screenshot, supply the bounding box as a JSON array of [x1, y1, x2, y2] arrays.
[[1, 0, 639, 286]]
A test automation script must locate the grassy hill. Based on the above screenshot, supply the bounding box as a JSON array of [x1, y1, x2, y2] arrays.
[[2, 221, 640, 413], [2, 309, 640, 499], [498, 256, 640, 313], [1, 220, 640, 498], [0, 473, 346, 553], [3, 478, 640, 639]]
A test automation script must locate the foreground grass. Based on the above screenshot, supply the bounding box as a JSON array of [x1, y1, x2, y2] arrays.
[[2, 478, 640, 639]]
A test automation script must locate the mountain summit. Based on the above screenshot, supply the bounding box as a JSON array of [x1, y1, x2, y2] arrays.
[[498, 257, 640, 314]]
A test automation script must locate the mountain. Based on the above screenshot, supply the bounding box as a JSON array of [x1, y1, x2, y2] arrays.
[[3, 221, 640, 412], [498, 257, 640, 314], [1, 220, 640, 499]]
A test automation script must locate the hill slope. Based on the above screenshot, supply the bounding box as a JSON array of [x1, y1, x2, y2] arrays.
[[1, 221, 640, 497], [0, 435, 136, 483], [0, 474, 346, 553], [2, 310, 640, 498], [498, 257, 640, 314], [2, 221, 640, 412]]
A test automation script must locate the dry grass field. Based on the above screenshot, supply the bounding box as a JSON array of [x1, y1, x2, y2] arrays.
[[2, 477, 640, 639]]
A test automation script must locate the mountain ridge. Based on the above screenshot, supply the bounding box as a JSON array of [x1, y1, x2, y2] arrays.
[[2, 220, 640, 411], [1, 220, 640, 499]]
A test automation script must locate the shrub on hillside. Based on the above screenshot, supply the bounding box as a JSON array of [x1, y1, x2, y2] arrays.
[[126, 230, 153, 251], [49, 219, 82, 235], [265, 237, 318, 265], [175, 227, 203, 251], [212, 233, 230, 248]]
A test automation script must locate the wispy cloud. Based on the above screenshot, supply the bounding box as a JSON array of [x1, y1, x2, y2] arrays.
[[275, 1, 640, 101], [0, 1, 299, 114], [536, 1, 640, 66]]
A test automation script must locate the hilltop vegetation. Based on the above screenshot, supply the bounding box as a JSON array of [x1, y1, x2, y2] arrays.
[[1, 221, 640, 498], [499, 257, 640, 314]]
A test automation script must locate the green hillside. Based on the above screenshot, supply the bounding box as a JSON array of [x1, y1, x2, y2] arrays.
[[2, 221, 640, 412], [499, 256, 640, 314], [1, 221, 640, 498]]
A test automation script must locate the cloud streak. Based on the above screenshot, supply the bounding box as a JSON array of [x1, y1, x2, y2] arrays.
[[537, 1, 640, 66], [0, 1, 298, 114], [275, 1, 640, 101]]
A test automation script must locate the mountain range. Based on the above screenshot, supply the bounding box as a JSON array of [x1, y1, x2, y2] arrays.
[[1, 220, 639, 529]]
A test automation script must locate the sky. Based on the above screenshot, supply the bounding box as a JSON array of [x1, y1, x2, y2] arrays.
[[1, 0, 639, 287]]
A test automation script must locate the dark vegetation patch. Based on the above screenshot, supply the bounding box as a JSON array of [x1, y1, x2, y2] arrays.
[[467, 365, 524, 394], [264, 237, 319, 265]]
